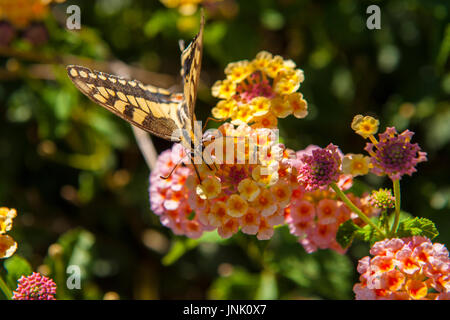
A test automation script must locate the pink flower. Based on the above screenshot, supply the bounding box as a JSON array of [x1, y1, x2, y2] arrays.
[[354, 237, 450, 300], [364, 127, 427, 180], [12, 272, 56, 300], [297, 144, 342, 191], [149, 144, 208, 239]]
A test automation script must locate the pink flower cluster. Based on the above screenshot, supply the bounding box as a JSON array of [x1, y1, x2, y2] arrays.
[[149, 144, 211, 238], [286, 146, 379, 254], [149, 123, 298, 240], [286, 182, 377, 254], [297, 144, 342, 191], [354, 237, 450, 300], [12, 272, 57, 300]]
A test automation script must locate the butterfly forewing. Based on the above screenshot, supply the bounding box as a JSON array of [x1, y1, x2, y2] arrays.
[[66, 65, 185, 142], [67, 12, 205, 152], [180, 13, 204, 137]]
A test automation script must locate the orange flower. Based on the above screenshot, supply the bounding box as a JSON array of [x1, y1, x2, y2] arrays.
[[226, 194, 248, 218]]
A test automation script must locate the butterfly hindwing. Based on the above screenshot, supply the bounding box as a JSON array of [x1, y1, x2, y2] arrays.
[[66, 65, 185, 142]]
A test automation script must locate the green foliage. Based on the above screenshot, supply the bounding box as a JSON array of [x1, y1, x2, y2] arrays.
[[336, 220, 361, 249], [396, 217, 439, 239], [337, 221, 381, 249], [4, 256, 32, 290]]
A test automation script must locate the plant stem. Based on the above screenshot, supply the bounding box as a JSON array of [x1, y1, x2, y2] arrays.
[[390, 179, 401, 236], [0, 274, 12, 300], [331, 183, 385, 237]]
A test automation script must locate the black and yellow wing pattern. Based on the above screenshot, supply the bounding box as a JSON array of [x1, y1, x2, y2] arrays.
[[67, 65, 185, 141], [180, 12, 205, 136], [66, 13, 205, 147]]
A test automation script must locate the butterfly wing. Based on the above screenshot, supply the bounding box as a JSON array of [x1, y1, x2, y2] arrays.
[[180, 12, 205, 137], [66, 65, 185, 142]]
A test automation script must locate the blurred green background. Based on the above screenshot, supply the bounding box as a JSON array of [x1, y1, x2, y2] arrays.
[[0, 0, 449, 299]]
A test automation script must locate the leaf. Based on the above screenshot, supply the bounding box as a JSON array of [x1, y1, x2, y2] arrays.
[[396, 217, 439, 239], [355, 224, 380, 245], [336, 220, 361, 249], [4, 255, 32, 289]]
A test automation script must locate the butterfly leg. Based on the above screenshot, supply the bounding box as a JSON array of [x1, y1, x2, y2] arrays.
[[202, 117, 224, 131], [160, 157, 184, 180]]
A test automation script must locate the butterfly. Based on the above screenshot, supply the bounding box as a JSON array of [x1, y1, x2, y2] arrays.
[[66, 13, 207, 180]]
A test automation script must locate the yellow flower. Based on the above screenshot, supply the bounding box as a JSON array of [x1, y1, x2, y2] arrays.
[[0, 235, 17, 259], [240, 207, 260, 235], [237, 178, 261, 201], [252, 189, 277, 217], [273, 69, 302, 95], [252, 51, 273, 71], [252, 165, 279, 187], [405, 280, 428, 300], [343, 154, 371, 177], [270, 181, 292, 207], [287, 92, 308, 119], [0, 207, 17, 234], [225, 60, 253, 83], [270, 96, 292, 118], [231, 105, 254, 125], [251, 113, 278, 129], [212, 79, 236, 99], [226, 194, 248, 218], [211, 100, 236, 120], [265, 55, 285, 78], [250, 97, 271, 117], [196, 176, 222, 199], [208, 201, 228, 227], [351, 115, 379, 139]]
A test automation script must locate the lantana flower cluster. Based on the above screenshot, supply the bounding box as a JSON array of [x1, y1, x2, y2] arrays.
[[211, 51, 308, 128], [354, 237, 450, 300], [12, 272, 57, 300], [0, 207, 18, 259], [150, 122, 299, 240], [189, 123, 298, 240], [351, 115, 427, 181], [285, 146, 379, 254], [149, 50, 312, 240], [149, 143, 209, 238]]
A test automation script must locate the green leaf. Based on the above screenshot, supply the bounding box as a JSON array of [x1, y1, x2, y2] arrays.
[[336, 220, 361, 249], [397, 217, 439, 239], [355, 224, 379, 245], [4, 256, 32, 289]]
